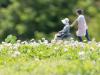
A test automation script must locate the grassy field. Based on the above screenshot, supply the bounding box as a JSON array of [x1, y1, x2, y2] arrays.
[[0, 39, 100, 75]]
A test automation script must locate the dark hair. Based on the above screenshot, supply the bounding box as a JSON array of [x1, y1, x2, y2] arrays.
[[76, 9, 83, 14]]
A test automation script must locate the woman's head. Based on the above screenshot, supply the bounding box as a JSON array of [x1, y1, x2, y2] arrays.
[[76, 9, 83, 15]]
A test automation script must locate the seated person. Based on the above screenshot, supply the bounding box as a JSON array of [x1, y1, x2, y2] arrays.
[[54, 18, 71, 40]]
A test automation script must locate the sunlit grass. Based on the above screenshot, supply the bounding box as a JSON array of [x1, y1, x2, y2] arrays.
[[0, 39, 100, 75]]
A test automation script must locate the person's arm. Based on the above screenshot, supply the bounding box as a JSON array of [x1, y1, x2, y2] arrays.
[[70, 18, 77, 27]]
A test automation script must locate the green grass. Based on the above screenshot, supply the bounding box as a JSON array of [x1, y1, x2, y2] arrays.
[[0, 40, 100, 75]]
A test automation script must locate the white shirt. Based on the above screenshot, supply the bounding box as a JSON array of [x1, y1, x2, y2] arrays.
[[76, 15, 88, 36]]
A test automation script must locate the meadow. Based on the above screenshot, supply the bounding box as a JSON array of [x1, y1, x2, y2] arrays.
[[0, 39, 100, 75]]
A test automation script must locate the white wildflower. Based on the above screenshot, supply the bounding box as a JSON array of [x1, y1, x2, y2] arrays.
[[29, 41, 39, 47], [70, 37, 74, 40], [92, 38, 96, 42], [92, 60, 96, 65], [54, 47, 59, 50], [78, 51, 85, 60], [81, 43, 85, 49], [17, 40, 21, 43], [2, 42, 6, 44], [15, 43, 20, 47], [56, 40, 63, 44], [35, 58, 39, 61], [42, 38, 45, 41], [97, 43, 100, 47], [21, 41, 28, 44], [13, 46, 18, 50], [0, 45, 3, 52], [90, 47, 94, 51], [88, 41, 92, 44], [64, 48, 68, 52], [43, 40, 48, 44], [12, 51, 20, 57], [30, 39, 35, 42], [51, 40, 56, 44], [79, 51, 85, 56], [38, 40, 42, 44]]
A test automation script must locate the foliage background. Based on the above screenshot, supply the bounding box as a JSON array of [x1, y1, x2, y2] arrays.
[[0, 0, 100, 41]]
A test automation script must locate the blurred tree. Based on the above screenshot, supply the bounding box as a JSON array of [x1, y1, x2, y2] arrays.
[[0, 0, 11, 8], [0, 0, 100, 41]]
